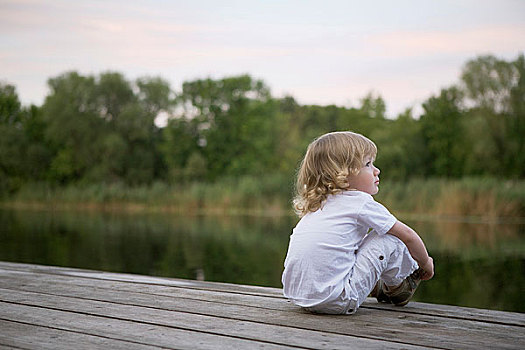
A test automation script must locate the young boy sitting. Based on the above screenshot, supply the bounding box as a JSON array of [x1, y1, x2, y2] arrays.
[[282, 131, 434, 314]]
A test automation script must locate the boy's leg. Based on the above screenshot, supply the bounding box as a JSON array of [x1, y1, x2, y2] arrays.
[[347, 231, 419, 310]]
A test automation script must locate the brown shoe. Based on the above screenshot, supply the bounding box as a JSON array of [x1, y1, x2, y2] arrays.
[[384, 268, 423, 306], [370, 280, 393, 303]]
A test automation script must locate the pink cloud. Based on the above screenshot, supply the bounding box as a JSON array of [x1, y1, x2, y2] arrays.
[[366, 25, 525, 57]]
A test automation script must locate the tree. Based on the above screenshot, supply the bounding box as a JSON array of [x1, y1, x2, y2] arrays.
[[0, 84, 51, 193], [420, 87, 466, 177], [42, 72, 103, 182], [0, 83, 25, 193], [507, 55, 525, 177], [461, 55, 515, 114], [135, 76, 174, 181], [136, 76, 173, 116], [371, 109, 425, 180], [360, 92, 386, 119], [160, 117, 200, 182], [41, 71, 172, 184], [0, 83, 21, 125], [175, 75, 276, 180], [460, 54, 525, 177]]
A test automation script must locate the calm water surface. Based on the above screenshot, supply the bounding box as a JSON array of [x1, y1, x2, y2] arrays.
[[1, 208, 523, 312]]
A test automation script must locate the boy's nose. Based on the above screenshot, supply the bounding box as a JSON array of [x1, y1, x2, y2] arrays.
[[374, 166, 380, 175]]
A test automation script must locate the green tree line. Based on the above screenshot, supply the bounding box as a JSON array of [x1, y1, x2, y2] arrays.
[[1, 54, 524, 196]]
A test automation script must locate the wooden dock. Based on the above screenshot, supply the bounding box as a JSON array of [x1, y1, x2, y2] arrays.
[[0, 261, 523, 349]]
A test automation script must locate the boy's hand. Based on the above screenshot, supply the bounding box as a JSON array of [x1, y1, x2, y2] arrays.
[[420, 257, 434, 280]]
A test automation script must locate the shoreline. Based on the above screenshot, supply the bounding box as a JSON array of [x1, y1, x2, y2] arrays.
[[2, 200, 524, 224]]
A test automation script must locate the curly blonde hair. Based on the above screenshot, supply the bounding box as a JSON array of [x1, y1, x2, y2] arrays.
[[293, 131, 377, 217]]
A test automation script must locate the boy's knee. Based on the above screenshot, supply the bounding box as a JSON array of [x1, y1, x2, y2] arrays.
[[359, 233, 406, 269], [362, 232, 401, 253]]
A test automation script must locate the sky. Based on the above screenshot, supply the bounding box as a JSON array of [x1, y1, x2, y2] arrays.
[[1, 0, 524, 118]]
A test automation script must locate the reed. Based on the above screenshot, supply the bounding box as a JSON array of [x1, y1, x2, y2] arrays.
[[3, 177, 524, 218], [376, 177, 525, 219]]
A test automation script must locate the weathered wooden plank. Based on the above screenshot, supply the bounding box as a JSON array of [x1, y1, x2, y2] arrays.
[[0, 345, 25, 350], [1, 283, 523, 350], [0, 290, 426, 350], [0, 319, 159, 350], [1, 265, 523, 328], [0, 345, 26, 350], [364, 301, 525, 327], [0, 261, 283, 297], [0, 302, 302, 350], [0, 267, 292, 309]]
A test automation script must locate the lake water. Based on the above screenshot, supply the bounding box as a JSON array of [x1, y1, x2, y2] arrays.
[[1, 208, 523, 313]]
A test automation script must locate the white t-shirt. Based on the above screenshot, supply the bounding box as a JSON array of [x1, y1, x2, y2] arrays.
[[282, 190, 397, 311]]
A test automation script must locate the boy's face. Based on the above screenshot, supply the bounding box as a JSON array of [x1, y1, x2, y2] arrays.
[[348, 156, 380, 195]]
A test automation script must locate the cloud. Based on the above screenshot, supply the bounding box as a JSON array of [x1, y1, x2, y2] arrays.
[[365, 25, 525, 58]]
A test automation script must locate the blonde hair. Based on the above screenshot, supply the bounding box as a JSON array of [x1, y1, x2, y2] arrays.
[[293, 131, 377, 217]]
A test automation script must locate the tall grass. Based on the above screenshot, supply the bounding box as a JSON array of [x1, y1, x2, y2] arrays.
[[5, 174, 294, 215], [376, 177, 525, 219], [3, 176, 524, 218]]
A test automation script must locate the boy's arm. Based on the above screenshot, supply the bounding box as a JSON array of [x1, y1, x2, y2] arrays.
[[388, 221, 434, 280]]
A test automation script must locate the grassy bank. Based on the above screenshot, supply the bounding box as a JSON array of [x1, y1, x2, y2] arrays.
[[376, 177, 525, 220], [2, 177, 524, 219], [2, 175, 293, 215]]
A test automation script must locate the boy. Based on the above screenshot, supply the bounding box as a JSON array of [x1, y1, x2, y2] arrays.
[[282, 131, 434, 314]]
